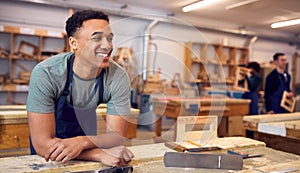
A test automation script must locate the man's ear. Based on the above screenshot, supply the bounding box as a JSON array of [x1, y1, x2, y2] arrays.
[[69, 37, 77, 51]]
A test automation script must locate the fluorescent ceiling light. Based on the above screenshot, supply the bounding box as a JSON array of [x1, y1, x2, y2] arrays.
[[271, 18, 300, 28], [182, 0, 219, 12], [225, 0, 259, 10]]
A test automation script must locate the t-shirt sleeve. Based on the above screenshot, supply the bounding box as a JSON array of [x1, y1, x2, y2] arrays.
[[26, 65, 57, 113], [106, 71, 131, 116]]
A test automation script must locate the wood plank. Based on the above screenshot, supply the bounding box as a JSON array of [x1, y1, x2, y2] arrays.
[[0, 110, 28, 124], [0, 105, 26, 111], [243, 112, 300, 123], [174, 137, 265, 150]]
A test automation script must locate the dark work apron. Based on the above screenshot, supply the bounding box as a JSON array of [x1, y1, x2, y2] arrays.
[[30, 56, 105, 154], [269, 73, 289, 113]]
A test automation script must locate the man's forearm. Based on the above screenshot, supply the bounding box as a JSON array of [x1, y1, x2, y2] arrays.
[[75, 148, 103, 162], [80, 132, 126, 150]]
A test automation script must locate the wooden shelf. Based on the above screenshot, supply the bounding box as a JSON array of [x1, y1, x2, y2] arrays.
[[0, 25, 67, 104], [0, 25, 65, 38], [184, 42, 249, 88]]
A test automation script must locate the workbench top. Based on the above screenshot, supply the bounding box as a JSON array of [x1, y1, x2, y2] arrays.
[[132, 146, 300, 173], [243, 112, 300, 138], [1, 137, 299, 173], [243, 112, 300, 123]]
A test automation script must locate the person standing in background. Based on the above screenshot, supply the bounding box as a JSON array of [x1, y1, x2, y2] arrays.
[[241, 62, 262, 138], [242, 62, 262, 115], [264, 53, 294, 114]]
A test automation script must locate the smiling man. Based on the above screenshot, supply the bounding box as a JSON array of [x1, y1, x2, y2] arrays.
[[27, 10, 134, 166]]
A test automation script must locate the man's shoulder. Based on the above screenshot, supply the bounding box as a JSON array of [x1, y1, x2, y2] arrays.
[[108, 59, 125, 71], [266, 69, 277, 78], [107, 60, 128, 78], [38, 52, 72, 67], [30, 52, 73, 91], [34, 52, 72, 74]]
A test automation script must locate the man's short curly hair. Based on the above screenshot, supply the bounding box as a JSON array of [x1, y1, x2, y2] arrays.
[[65, 10, 109, 38]]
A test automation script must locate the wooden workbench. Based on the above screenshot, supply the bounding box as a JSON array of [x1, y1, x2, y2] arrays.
[[152, 96, 251, 137], [243, 112, 300, 155], [0, 105, 27, 111], [1, 137, 300, 173], [0, 105, 139, 157]]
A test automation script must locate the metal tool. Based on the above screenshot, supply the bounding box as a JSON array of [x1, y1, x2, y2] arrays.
[[164, 152, 243, 170], [227, 150, 263, 159], [165, 142, 222, 153], [98, 166, 133, 173]]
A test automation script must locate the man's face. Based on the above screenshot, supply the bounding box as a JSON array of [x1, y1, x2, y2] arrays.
[[275, 55, 288, 71], [73, 19, 113, 69]]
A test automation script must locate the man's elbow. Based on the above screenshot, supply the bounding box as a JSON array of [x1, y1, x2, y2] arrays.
[[31, 137, 58, 157], [31, 141, 47, 156]]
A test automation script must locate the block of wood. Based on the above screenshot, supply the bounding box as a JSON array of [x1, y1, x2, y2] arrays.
[[173, 137, 265, 150]]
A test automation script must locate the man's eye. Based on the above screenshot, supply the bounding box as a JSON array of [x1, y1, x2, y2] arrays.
[[107, 36, 113, 42], [91, 36, 102, 42]]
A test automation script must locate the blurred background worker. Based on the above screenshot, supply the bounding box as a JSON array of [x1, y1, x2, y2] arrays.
[[264, 52, 293, 114]]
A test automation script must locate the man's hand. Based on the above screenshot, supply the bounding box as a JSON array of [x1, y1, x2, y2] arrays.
[[267, 110, 274, 114], [45, 137, 85, 163], [100, 146, 134, 167], [287, 92, 294, 98]]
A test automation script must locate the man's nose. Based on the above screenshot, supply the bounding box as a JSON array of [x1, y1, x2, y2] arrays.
[[100, 38, 111, 49]]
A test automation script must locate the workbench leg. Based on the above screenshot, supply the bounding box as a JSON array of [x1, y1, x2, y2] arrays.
[[155, 115, 162, 137]]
